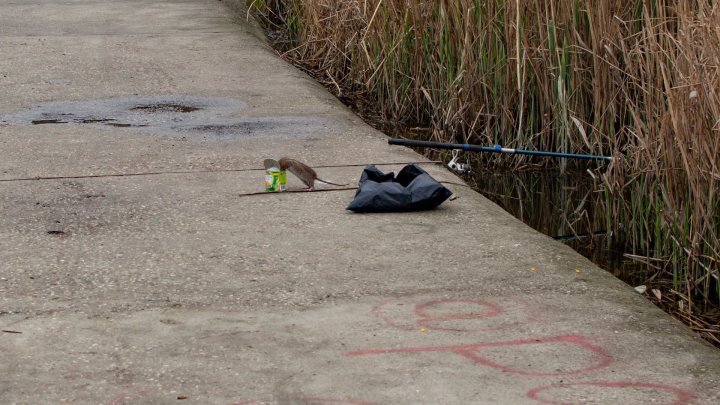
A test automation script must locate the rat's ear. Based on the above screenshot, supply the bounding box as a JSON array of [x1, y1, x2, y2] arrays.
[[264, 158, 281, 170]]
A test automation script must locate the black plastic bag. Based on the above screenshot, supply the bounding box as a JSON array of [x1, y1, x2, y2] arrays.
[[346, 164, 453, 212]]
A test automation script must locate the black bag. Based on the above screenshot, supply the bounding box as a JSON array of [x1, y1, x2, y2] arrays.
[[346, 164, 453, 213]]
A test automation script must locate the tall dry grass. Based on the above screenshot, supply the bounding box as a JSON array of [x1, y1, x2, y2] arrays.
[[248, 1, 720, 318]]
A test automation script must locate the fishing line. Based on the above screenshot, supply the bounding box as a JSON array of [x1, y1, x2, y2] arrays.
[[0, 161, 441, 183]]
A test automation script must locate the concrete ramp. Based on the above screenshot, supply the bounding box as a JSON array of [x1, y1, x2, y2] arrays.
[[1, 1, 718, 404]]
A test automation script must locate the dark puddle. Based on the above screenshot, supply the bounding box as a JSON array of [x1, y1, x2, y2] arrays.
[[108, 123, 143, 128], [32, 119, 66, 125], [2, 95, 327, 140], [131, 103, 201, 113], [79, 118, 115, 124]]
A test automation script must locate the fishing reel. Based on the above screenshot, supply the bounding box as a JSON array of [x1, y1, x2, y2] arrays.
[[448, 149, 470, 173]]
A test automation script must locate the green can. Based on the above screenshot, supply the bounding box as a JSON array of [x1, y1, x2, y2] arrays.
[[265, 168, 287, 192]]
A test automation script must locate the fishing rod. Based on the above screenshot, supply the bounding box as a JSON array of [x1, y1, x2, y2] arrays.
[[388, 138, 613, 162]]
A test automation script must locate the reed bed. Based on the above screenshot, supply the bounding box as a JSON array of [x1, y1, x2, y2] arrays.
[[246, 0, 720, 328]]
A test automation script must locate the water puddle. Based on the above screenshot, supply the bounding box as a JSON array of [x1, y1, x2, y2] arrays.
[[130, 103, 201, 113], [31, 119, 66, 125], [1, 95, 327, 141]]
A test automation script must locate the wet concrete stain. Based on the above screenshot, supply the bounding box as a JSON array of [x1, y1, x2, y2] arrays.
[[31, 119, 66, 125], [187, 117, 324, 140], [1, 95, 328, 141], [130, 103, 201, 113]]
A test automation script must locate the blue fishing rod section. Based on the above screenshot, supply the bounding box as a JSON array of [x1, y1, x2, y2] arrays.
[[388, 138, 613, 162]]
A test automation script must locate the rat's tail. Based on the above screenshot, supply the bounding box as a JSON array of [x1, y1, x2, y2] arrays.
[[316, 178, 350, 187]]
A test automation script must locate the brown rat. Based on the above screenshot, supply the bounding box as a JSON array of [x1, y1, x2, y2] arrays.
[[278, 157, 349, 190]]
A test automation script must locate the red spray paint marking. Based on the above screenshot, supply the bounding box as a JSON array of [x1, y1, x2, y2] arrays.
[[346, 335, 612, 377], [414, 299, 504, 330], [372, 297, 538, 332], [527, 381, 695, 405]]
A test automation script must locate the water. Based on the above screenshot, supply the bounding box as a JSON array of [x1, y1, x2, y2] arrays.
[[0, 95, 328, 141], [464, 167, 655, 287]]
